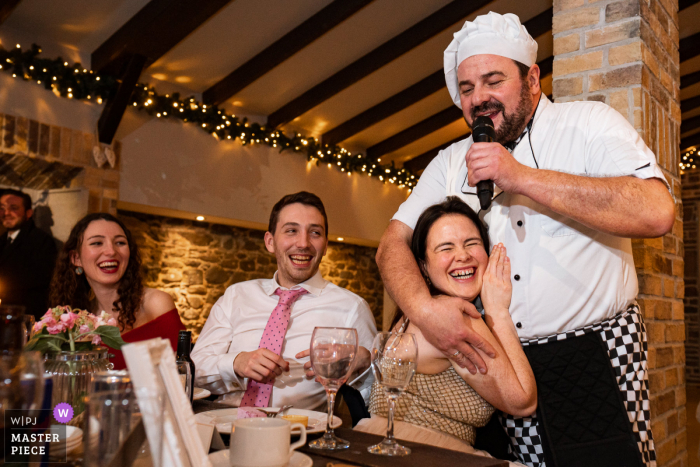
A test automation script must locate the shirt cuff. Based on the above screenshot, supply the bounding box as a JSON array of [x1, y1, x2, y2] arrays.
[[217, 351, 247, 392], [348, 365, 373, 404]]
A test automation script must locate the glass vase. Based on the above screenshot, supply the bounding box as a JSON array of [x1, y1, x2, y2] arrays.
[[44, 348, 112, 424]]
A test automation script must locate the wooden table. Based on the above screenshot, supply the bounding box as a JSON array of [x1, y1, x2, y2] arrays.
[[194, 400, 508, 467]]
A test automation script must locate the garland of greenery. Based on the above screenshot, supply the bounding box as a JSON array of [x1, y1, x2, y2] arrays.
[[0, 44, 418, 189]]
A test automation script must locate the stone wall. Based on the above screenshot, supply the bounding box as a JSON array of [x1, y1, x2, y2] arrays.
[[552, 0, 685, 465], [118, 210, 384, 339], [682, 172, 700, 385]]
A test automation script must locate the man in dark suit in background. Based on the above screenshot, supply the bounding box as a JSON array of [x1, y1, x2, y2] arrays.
[[0, 189, 58, 319]]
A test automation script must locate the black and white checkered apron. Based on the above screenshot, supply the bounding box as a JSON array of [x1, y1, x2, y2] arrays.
[[498, 304, 655, 467]]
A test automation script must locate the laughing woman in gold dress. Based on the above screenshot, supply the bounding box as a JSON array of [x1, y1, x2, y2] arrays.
[[355, 197, 535, 464]]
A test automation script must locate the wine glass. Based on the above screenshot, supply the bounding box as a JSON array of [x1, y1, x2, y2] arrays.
[[0, 351, 45, 464], [19, 351, 45, 415], [308, 327, 358, 450], [367, 332, 418, 456]]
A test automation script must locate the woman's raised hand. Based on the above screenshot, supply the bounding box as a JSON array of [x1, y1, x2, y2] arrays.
[[481, 243, 512, 314]]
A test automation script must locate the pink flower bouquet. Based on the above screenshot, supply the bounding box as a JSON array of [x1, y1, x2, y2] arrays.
[[25, 305, 126, 353]]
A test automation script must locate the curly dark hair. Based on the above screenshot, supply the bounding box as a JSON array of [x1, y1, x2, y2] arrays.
[[48, 212, 144, 331]]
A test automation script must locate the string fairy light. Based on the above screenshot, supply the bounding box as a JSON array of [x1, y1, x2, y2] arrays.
[[681, 147, 698, 174], [0, 43, 418, 188]]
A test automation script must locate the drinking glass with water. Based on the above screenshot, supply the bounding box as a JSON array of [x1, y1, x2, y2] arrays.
[[367, 332, 418, 456]]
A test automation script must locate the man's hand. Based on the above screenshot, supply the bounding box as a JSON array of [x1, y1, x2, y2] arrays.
[[352, 346, 371, 378], [415, 295, 497, 374], [233, 349, 289, 383], [296, 346, 371, 380], [466, 142, 529, 193], [295, 349, 315, 379]]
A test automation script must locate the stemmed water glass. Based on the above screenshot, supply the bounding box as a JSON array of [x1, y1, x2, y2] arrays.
[[367, 332, 418, 456], [308, 327, 358, 450]]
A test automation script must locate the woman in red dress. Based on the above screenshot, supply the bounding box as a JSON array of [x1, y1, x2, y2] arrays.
[[49, 213, 185, 369]]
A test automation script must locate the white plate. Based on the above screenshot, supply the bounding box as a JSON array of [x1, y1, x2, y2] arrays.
[[49, 426, 83, 457], [51, 425, 82, 443], [208, 450, 312, 467], [194, 408, 341, 435], [193, 387, 211, 400]]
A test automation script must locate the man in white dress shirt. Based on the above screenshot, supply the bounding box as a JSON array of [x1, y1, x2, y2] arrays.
[[376, 12, 674, 467], [192, 192, 376, 411]]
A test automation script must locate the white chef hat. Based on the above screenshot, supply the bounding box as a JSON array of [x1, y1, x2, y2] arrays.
[[444, 12, 538, 109]]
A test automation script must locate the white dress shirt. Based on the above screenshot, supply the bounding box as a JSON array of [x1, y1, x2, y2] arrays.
[[393, 95, 669, 340], [192, 270, 377, 410]]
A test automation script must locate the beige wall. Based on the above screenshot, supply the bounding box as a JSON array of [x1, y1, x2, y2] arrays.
[[117, 117, 407, 244]]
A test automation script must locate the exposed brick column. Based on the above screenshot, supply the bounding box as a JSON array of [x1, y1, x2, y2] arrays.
[[551, 1, 684, 466]]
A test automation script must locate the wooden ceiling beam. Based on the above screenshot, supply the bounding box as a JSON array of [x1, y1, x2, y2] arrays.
[[98, 54, 147, 144], [682, 70, 700, 89], [266, 0, 495, 129], [679, 0, 700, 10], [321, 9, 553, 145], [680, 31, 700, 63], [682, 95, 700, 113], [366, 107, 463, 159], [0, 0, 21, 26], [92, 0, 232, 76], [404, 133, 470, 173], [203, 0, 374, 106], [682, 114, 700, 134], [322, 70, 444, 146], [682, 132, 700, 150], [523, 7, 554, 38]]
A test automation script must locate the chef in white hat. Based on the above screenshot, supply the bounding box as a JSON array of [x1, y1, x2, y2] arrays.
[[377, 11, 673, 467]]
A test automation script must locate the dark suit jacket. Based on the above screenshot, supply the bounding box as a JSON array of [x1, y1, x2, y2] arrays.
[[0, 220, 58, 319]]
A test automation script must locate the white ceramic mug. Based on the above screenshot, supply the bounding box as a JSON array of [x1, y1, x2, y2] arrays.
[[229, 418, 307, 467]]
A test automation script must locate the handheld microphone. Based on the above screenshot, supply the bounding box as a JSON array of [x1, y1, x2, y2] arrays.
[[471, 116, 496, 210]]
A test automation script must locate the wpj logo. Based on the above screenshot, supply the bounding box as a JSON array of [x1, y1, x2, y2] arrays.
[[3, 404, 70, 462], [53, 403, 73, 424]]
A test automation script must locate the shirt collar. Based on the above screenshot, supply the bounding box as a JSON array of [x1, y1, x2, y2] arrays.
[[265, 270, 328, 297], [8, 230, 20, 242]]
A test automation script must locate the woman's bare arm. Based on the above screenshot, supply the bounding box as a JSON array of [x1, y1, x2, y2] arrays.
[[451, 245, 537, 416]]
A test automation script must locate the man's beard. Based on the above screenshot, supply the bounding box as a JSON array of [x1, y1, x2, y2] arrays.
[[469, 80, 533, 145]]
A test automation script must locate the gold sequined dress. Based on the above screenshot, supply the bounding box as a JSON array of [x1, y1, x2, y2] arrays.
[[366, 366, 494, 445]]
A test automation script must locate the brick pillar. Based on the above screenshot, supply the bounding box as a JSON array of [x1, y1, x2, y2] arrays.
[[551, 1, 685, 466]]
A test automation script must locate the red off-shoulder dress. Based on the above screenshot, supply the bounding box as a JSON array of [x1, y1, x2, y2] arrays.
[[105, 308, 186, 370]]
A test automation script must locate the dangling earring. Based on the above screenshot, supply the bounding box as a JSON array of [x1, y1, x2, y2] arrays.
[[75, 267, 83, 275]]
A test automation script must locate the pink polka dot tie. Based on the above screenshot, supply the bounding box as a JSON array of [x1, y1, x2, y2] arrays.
[[240, 287, 308, 407]]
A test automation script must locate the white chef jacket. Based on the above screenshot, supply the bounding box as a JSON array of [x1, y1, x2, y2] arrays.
[[191, 270, 377, 410], [393, 95, 669, 340]]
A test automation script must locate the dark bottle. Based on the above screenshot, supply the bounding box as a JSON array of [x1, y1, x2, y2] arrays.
[[176, 330, 196, 403]]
